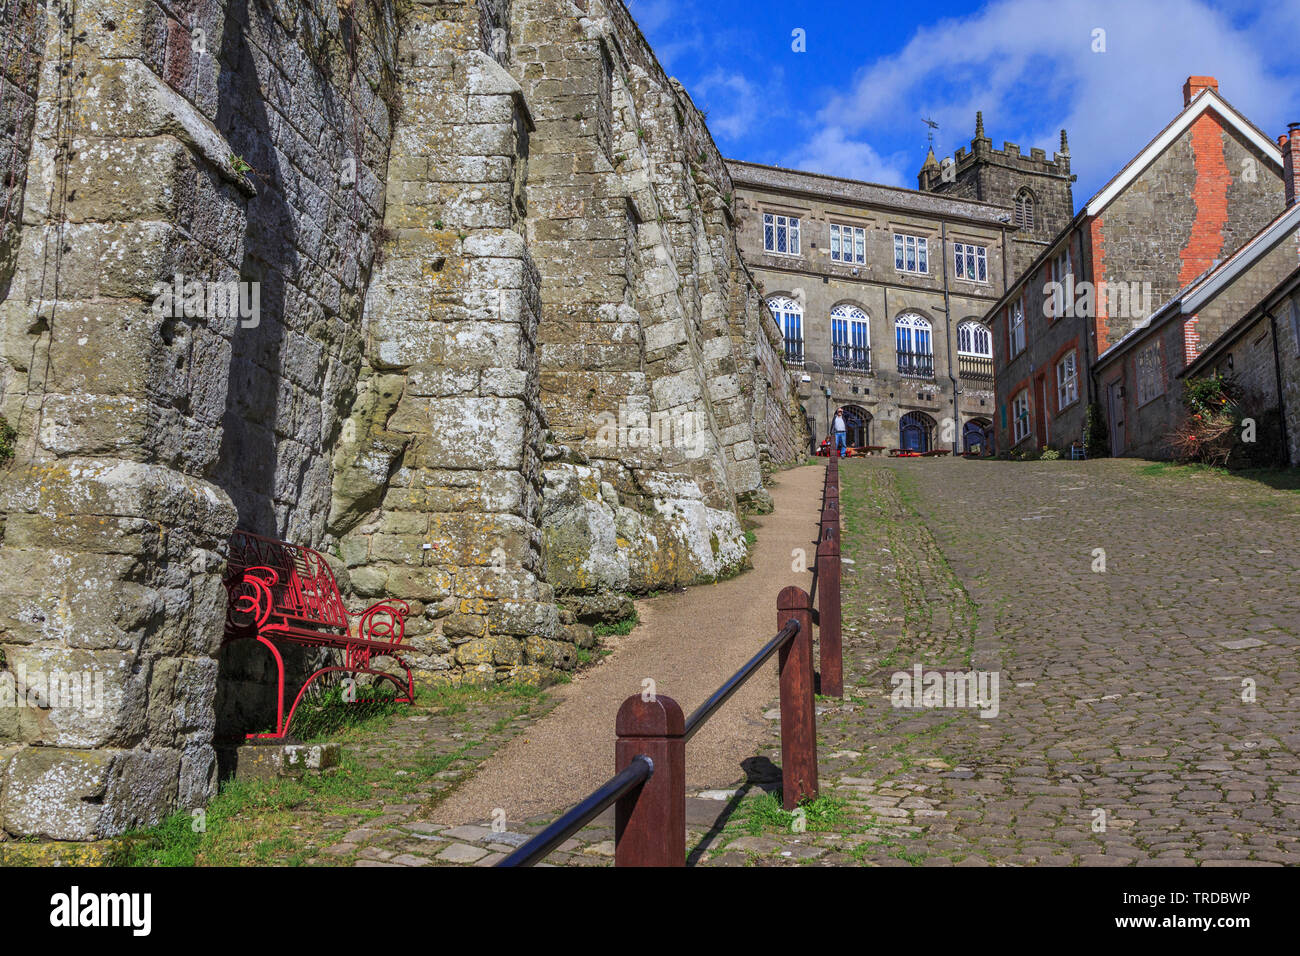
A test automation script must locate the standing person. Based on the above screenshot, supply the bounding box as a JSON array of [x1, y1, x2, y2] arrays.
[[833, 407, 848, 458]]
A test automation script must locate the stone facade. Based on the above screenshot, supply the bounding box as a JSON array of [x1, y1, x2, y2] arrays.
[[0, 0, 44, 305], [1181, 279, 1300, 468], [988, 78, 1287, 456], [0, 0, 804, 841], [1277, 286, 1300, 466], [1093, 209, 1300, 460], [0, 0, 404, 839], [918, 112, 1075, 278], [729, 161, 1015, 454]]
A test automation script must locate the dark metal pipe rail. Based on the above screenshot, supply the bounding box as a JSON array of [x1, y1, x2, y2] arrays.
[[683, 619, 800, 741], [497, 754, 654, 867]]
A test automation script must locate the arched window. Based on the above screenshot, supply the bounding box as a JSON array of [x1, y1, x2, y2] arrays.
[[831, 304, 871, 371], [769, 295, 803, 365], [1014, 189, 1035, 228], [957, 321, 992, 356], [957, 320, 993, 380], [895, 313, 934, 378]]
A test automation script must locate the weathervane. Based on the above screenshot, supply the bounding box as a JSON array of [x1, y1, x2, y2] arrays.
[[923, 116, 939, 150]]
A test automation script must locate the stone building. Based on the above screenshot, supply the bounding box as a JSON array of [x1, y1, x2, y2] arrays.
[[728, 160, 1032, 455], [1095, 151, 1300, 460], [918, 112, 1076, 278], [985, 77, 1287, 456], [0, 0, 805, 842], [1178, 263, 1300, 467]]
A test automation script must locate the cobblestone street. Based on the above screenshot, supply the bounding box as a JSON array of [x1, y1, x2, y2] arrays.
[[720, 457, 1300, 866]]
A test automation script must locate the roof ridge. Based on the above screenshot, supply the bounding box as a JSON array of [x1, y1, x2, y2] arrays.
[[725, 158, 1017, 213]]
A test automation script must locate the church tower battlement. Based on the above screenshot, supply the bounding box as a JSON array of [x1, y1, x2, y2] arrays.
[[919, 112, 1077, 276]]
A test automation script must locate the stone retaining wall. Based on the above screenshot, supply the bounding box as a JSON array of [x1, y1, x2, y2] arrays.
[[0, 0, 805, 840]]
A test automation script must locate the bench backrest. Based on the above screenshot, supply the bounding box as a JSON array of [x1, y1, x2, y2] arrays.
[[224, 531, 350, 637]]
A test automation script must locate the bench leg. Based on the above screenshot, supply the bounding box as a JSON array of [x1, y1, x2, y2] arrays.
[[373, 652, 415, 705], [247, 635, 288, 740]]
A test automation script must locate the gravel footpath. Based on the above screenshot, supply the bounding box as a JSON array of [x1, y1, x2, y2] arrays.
[[431, 462, 825, 825]]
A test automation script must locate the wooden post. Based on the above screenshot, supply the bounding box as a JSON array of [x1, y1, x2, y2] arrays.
[[821, 496, 838, 533], [817, 523, 843, 697], [776, 586, 818, 810], [614, 694, 685, 867]]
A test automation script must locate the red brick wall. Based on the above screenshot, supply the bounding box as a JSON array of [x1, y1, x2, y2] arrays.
[[1180, 113, 1232, 286], [1089, 216, 1109, 352]]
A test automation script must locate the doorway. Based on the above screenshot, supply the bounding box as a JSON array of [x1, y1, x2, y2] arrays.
[[843, 404, 871, 448], [900, 411, 934, 453], [963, 418, 992, 455], [1107, 380, 1126, 455]]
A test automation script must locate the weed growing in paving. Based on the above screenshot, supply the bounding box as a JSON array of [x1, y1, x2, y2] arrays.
[[728, 793, 850, 837], [1138, 460, 1300, 492]]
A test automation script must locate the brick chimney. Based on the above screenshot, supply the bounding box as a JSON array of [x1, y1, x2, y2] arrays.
[[1281, 123, 1300, 207], [1183, 75, 1218, 106]]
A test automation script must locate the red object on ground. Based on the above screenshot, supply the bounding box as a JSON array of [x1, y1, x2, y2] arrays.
[[223, 530, 414, 739]]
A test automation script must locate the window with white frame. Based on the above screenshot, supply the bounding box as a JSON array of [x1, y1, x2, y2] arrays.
[[1012, 389, 1031, 444], [953, 242, 988, 282], [830, 223, 866, 264], [769, 295, 804, 364], [1008, 301, 1027, 357], [893, 233, 928, 274], [1056, 350, 1079, 409], [831, 304, 871, 370], [895, 312, 934, 377], [763, 213, 801, 256], [1136, 344, 1163, 405], [957, 321, 992, 356], [1047, 247, 1072, 319]]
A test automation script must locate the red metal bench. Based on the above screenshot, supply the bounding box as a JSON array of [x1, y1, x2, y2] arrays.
[[222, 530, 413, 740]]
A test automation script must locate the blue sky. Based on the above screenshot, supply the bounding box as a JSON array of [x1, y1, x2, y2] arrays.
[[627, 0, 1300, 209]]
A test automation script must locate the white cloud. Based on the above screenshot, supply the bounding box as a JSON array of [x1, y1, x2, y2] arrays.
[[694, 70, 763, 140], [780, 127, 909, 187], [626, 0, 676, 35], [800, 0, 1298, 199]]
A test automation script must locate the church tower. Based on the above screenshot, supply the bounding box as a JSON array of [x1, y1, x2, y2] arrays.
[[919, 112, 1077, 278]]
